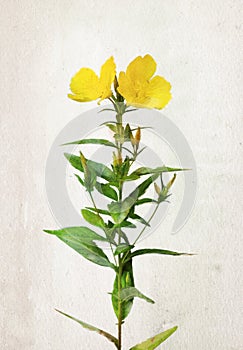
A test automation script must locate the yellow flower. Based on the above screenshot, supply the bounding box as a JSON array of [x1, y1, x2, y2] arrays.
[[68, 57, 116, 103], [117, 54, 171, 110]]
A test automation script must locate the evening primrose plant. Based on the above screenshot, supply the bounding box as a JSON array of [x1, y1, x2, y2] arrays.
[[44, 54, 191, 349]]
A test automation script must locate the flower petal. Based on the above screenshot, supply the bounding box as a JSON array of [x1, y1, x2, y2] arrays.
[[125, 54, 156, 82], [69, 68, 100, 102], [99, 56, 116, 100], [146, 75, 172, 109]]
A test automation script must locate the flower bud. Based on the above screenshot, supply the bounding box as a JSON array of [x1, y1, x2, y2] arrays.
[[135, 127, 141, 143], [154, 182, 161, 195], [80, 152, 87, 171]]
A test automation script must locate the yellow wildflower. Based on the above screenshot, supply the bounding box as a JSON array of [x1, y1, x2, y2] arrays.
[[117, 54, 171, 109], [68, 57, 116, 103]]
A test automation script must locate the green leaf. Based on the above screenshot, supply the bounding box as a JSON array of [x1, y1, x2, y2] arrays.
[[114, 244, 134, 256], [44, 226, 107, 242], [64, 153, 117, 183], [135, 198, 157, 206], [62, 138, 117, 148], [135, 174, 160, 198], [44, 227, 114, 269], [86, 207, 111, 216], [128, 213, 150, 226], [95, 182, 118, 201], [112, 255, 134, 320], [120, 287, 154, 304], [108, 188, 139, 224], [105, 123, 117, 132], [55, 309, 118, 349], [129, 248, 194, 260], [81, 209, 105, 229], [74, 174, 84, 186], [130, 166, 186, 177], [129, 326, 178, 350], [118, 221, 136, 229]]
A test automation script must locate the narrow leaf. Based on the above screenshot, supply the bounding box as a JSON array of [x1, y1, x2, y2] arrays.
[[44, 227, 114, 269], [129, 248, 194, 260], [130, 166, 186, 177], [44, 226, 107, 242], [64, 153, 117, 183], [108, 188, 139, 224], [114, 244, 134, 256], [95, 182, 118, 201], [62, 138, 117, 148], [129, 213, 150, 226], [135, 198, 157, 206], [112, 255, 134, 320], [74, 174, 84, 186], [81, 209, 105, 228], [86, 207, 111, 216], [55, 309, 118, 349], [120, 287, 154, 304], [129, 326, 178, 350]]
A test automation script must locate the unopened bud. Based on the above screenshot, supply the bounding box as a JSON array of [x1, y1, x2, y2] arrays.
[[166, 174, 176, 190], [80, 152, 87, 170], [135, 127, 141, 143], [154, 183, 161, 195], [130, 132, 136, 146]]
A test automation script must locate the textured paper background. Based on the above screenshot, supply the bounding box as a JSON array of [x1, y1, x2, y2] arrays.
[[0, 1, 242, 349]]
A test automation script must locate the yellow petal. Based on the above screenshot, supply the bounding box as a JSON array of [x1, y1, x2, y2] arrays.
[[99, 56, 116, 100], [146, 76, 172, 109], [69, 68, 100, 102], [126, 54, 156, 82]]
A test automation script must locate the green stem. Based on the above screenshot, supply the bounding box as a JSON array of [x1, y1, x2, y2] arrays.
[[89, 191, 117, 266], [117, 254, 123, 350], [133, 203, 160, 246], [116, 111, 124, 350]]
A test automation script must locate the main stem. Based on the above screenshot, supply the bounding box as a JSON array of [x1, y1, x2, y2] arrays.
[[117, 112, 123, 350]]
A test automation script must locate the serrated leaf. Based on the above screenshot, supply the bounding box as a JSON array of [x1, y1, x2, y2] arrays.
[[55, 309, 118, 349], [62, 138, 117, 148], [129, 326, 178, 350], [95, 182, 118, 201], [120, 287, 154, 304], [44, 227, 114, 269], [81, 209, 105, 229]]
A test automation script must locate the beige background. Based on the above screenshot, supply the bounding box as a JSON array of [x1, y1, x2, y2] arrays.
[[0, 0, 242, 349]]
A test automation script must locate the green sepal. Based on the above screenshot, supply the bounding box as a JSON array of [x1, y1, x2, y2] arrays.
[[129, 326, 178, 350]]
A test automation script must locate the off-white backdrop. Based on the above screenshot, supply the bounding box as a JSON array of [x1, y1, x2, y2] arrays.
[[0, 1, 242, 349]]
